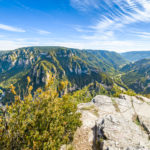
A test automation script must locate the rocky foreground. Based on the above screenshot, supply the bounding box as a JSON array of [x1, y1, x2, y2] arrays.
[[73, 94, 150, 150]]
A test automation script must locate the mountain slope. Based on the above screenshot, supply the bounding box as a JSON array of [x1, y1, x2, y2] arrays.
[[0, 46, 128, 103], [88, 50, 128, 69], [0, 47, 127, 75], [121, 59, 150, 94], [121, 51, 150, 62]]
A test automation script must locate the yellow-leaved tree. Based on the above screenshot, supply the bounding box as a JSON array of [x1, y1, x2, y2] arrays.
[[0, 76, 81, 150]]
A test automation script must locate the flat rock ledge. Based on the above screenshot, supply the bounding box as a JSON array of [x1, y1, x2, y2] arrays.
[[72, 94, 150, 150]]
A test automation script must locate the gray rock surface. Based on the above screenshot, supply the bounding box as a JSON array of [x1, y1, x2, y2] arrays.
[[73, 94, 150, 150]]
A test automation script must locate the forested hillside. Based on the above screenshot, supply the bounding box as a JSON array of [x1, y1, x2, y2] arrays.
[[121, 59, 150, 94], [0, 46, 128, 104]]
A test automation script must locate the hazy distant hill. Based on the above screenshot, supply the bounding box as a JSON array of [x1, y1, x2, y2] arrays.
[[87, 50, 128, 69], [121, 51, 150, 62], [121, 59, 150, 94]]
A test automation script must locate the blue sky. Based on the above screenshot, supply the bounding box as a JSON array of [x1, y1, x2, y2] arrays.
[[0, 0, 150, 52]]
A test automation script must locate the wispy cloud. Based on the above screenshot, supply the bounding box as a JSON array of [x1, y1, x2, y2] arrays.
[[0, 36, 150, 52], [0, 38, 41, 50], [134, 31, 150, 38], [81, 31, 114, 40], [74, 25, 94, 33], [0, 24, 25, 32], [70, 0, 150, 51], [70, 0, 99, 11], [50, 39, 150, 52], [15, 0, 32, 10], [0, 40, 25, 50], [37, 30, 51, 35], [72, 0, 150, 32], [100, 0, 150, 30]]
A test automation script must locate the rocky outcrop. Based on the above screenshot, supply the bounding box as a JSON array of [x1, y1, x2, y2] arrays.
[[0, 49, 39, 73], [31, 61, 57, 86], [73, 94, 150, 150]]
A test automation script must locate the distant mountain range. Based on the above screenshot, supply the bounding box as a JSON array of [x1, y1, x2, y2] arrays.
[[121, 58, 150, 94], [1, 47, 150, 104], [121, 51, 150, 62], [0, 46, 128, 104]]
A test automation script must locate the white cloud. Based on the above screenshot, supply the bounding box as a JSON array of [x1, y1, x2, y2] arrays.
[[0, 24, 25, 32], [0, 38, 41, 50], [133, 31, 150, 38], [0, 40, 24, 50], [50, 40, 150, 52], [0, 37, 150, 52], [74, 26, 93, 33], [37, 30, 51, 35]]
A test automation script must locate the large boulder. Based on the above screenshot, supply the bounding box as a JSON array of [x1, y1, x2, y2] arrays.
[[73, 95, 150, 150]]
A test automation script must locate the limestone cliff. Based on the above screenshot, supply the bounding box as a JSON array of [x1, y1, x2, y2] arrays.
[[73, 94, 150, 150]]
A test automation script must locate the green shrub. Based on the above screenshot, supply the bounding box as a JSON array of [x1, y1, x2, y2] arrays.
[[0, 77, 81, 150]]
